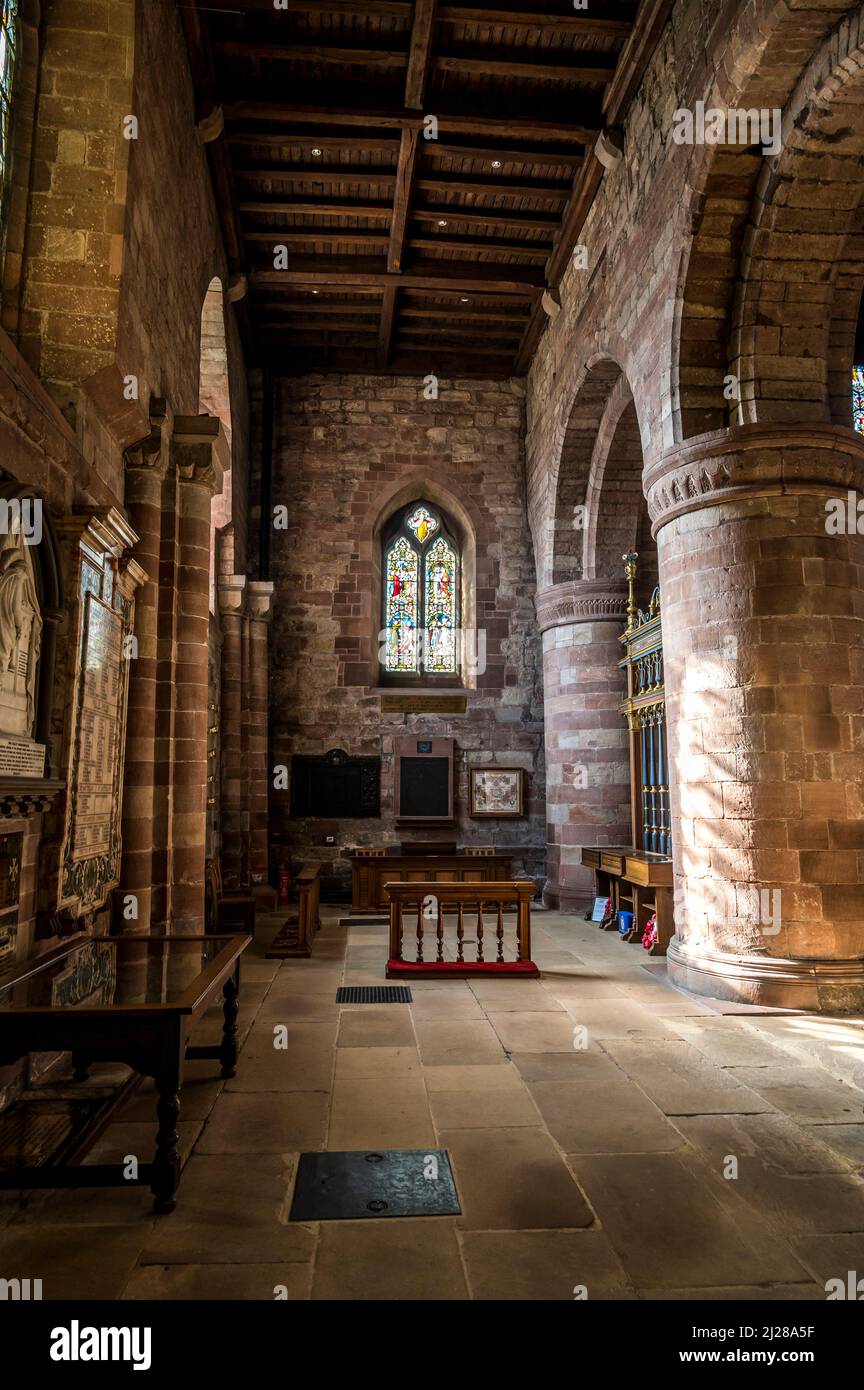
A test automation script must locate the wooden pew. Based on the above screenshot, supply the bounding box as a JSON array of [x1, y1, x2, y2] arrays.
[[266, 863, 321, 959]]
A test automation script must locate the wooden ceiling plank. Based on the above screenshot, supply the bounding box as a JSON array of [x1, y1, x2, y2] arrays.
[[437, 7, 633, 38], [245, 230, 390, 246], [215, 42, 410, 68], [239, 198, 393, 218]]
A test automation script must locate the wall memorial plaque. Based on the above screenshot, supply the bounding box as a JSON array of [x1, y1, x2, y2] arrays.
[[291, 748, 380, 818], [395, 736, 455, 824], [0, 831, 22, 963], [381, 694, 467, 714], [57, 510, 145, 918], [0, 735, 45, 778]]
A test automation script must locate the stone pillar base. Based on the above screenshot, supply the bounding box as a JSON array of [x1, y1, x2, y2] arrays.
[[667, 936, 864, 1014]]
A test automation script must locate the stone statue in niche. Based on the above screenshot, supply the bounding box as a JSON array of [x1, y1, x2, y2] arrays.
[[0, 528, 42, 738]]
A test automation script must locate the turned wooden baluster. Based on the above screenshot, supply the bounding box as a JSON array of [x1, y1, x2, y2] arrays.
[[456, 902, 464, 963], [476, 902, 484, 963], [496, 902, 505, 962], [436, 899, 444, 963], [416, 899, 424, 963]]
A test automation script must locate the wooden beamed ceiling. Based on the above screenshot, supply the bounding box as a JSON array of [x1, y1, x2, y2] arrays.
[[182, 0, 671, 377]]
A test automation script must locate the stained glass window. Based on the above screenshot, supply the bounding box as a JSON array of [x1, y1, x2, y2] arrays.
[[854, 366, 864, 435], [406, 505, 438, 544], [0, 2, 17, 231], [424, 536, 457, 672], [385, 535, 419, 673], [383, 501, 460, 676]]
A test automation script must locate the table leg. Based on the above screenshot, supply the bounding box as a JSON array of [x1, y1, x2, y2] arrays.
[[219, 971, 240, 1079], [151, 1071, 181, 1214]]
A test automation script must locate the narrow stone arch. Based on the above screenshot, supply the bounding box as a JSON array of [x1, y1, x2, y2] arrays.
[[198, 275, 232, 612], [670, 0, 855, 440], [549, 357, 624, 588], [730, 6, 864, 426]]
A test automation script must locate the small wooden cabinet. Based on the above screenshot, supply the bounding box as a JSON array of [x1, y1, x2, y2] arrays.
[[350, 849, 513, 913]]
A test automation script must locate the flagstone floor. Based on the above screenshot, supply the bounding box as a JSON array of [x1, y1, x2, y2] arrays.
[[3, 909, 864, 1300]]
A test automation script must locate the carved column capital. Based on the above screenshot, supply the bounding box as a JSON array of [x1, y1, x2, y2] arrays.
[[172, 414, 228, 498], [123, 399, 173, 478], [645, 422, 864, 534], [535, 579, 628, 634], [217, 574, 247, 617], [246, 580, 275, 623]]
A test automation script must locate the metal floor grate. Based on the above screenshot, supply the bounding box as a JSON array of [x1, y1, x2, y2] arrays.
[[336, 985, 412, 1004]]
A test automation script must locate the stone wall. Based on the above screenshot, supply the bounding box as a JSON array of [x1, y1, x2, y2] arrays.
[[266, 373, 545, 895]]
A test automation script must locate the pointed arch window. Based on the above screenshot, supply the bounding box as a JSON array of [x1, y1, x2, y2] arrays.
[[383, 502, 460, 677], [0, 1, 17, 231]]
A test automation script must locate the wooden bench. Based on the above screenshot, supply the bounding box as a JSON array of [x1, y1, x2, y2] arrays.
[[385, 879, 538, 977], [208, 859, 255, 935], [266, 863, 322, 959]]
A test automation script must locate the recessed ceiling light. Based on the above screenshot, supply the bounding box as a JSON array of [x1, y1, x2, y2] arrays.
[[491, 159, 502, 169], [312, 289, 319, 295], [437, 219, 448, 227], [460, 296, 469, 303], [311, 147, 322, 157]]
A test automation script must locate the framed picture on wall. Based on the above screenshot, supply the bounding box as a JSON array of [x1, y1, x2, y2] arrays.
[[468, 766, 525, 819]]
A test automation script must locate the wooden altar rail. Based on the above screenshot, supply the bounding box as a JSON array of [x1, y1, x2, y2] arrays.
[[265, 863, 321, 960], [385, 880, 538, 977]]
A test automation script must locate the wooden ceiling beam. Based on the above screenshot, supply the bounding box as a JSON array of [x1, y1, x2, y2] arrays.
[[377, 283, 398, 366], [252, 301, 384, 314], [387, 128, 420, 273], [250, 261, 543, 294], [405, 0, 436, 109], [223, 104, 598, 145], [239, 198, 393, 218], [437, 7, 633, 38], [236, 169, 568, 201], [435, 54, 616, 83], [245, 230, 389, 246], [217, 43, 616, 86], [413, 206, 558, 232], [228, 132, 401, 154], [201, 0, 633, 35], [427, 142, 579, 168], [409, 233, 550, 258], [401, 305, 528, 323]]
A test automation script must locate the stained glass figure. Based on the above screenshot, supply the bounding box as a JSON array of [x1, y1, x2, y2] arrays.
[[424, 536, 457, 673], [406, 505, 438, 544], [854, 366, 864, 435], [0, 2, 17, 231], [385, 536, 419, 672]]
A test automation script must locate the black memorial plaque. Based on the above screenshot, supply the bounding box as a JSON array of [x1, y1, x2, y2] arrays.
[[291, 748, 380, 818], [399, 756, 450, 818]]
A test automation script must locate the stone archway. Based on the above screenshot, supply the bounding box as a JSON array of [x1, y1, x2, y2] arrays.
[[538, 359, 654, 908]]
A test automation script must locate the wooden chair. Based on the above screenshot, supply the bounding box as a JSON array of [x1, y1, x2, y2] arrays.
[[208, 859, 255, 935]]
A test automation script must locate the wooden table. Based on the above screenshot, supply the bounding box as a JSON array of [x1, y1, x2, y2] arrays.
[[580, 846, 674, 953], [0, 932, 250, 1213], [350, 849, 513, 913]]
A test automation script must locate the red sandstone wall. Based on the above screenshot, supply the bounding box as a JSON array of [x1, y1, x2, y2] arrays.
[[267, 373, 546, 894]]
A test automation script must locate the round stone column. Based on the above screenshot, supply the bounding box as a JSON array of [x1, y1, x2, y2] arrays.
[[119, 411, 169, 935], [537, 581, 630, 909], [171, 417, 226, 934], [646, 422, 864, 1010]]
